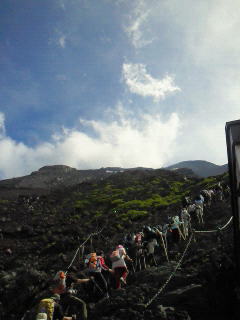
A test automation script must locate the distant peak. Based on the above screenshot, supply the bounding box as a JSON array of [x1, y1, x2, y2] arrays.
[[38, 165, 77, 172]]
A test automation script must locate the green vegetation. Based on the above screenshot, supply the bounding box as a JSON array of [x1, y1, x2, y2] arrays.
[[0, 199, 9, 204], [119, 210, 148, 221]]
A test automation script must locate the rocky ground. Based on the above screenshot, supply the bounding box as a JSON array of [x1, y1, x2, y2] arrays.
[[0, 195, 238, 320]]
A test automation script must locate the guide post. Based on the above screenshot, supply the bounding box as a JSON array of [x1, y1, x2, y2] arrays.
[[226, 119, 240, 277]]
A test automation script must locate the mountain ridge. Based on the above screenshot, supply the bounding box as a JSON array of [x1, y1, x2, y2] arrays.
[[165, 160, 228, 178], [0, 160, 228, 199]]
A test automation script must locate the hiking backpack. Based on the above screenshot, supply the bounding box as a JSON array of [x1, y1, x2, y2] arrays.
[[110, 249, 121, 262], [36, 298, 55, 320], [86, 252, 98, 270], [36, 313, 48, 320], [51, 271, 66, 294], [135, 233, 142, 244], [144, 227, 157, 240]]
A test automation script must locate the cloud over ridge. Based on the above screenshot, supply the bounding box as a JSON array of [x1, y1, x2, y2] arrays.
[[0, 109, 180, 179]]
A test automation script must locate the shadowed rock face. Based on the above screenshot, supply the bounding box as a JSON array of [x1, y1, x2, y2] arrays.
[[0, 168, 236, 319]]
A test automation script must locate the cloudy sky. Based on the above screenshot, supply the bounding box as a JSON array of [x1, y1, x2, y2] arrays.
[[0, 0, 239, 179]]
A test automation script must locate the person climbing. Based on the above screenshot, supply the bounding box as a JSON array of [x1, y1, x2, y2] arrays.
[[180, 208, 191, 237], [123, 233, 135, 252], [132, 231, 145, 271], [181, 196, 191, 209], [110, 245, 132, 290], [96, 250, 112, 294], [169, 216, 184, 249], [50, 271, 67, 295], [223, 185, 230, 199], [60, 267, 91, 320], [194, 195, 204, 225], [215, 183, 223, 201], [36, 293, 72, 320], [200, 190, 211, 206], [142, 226, 158, 267], [153, 226, 169, 262], [85, 252, 112, 299]]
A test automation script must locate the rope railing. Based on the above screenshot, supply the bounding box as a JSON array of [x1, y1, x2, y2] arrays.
[[144, 233, 194, 308], [65, 228, 105, 273], [194, 216, 233, 234], [144, 215, 233, 308]]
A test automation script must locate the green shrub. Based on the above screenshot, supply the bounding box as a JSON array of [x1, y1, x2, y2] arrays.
[[120, 210, 148, 221]]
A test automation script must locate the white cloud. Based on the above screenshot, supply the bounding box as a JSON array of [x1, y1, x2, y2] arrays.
[[0, 113, 6, 137], [122, 63, 180, 101], [0, 109, 181, 179], [59, 0, 66, 10], [58, 36, 66, 48], [124, 0, 156, 48]]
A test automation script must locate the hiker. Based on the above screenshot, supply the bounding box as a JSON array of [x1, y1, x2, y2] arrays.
[[122, 233, 137, 271], [200, 190, 211, 206], [50, 271, 66, 295], [132, 231, 145, 271], [49, 269, 90, 320], [85, 252, 112, 299], [223, 185, 230, 199], [215, 183, 223, 201], [110, 245, 132, 290], [153, 226, 169, 262], [123, 233, 135, 252], [36, 293, 72, 320], [142, 226, 158, 267], [60, 268, 91, 320], [181, 208, 191, 237], [208, 189, 215, 204], [169, 216, 184, 248], [181, 196, 191, 209], [194, 195, 204, 225]]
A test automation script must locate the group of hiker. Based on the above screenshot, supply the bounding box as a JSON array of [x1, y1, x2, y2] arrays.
[[35, 183, 227, 320], [36, 246, 133, 320]]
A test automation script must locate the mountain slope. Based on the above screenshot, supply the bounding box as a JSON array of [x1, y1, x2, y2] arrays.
[[0, 168, 234, 320], [166, 160, 228, 178]]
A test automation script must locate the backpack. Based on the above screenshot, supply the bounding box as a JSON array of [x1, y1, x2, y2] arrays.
[[87, 253, 98, 270], [36, 298, 55, 320], [110, 250, 121, 262], [36, 313, 47, 320], [51, 271, 66, 294], [144, 227, 157, 240], [135, 233, 142, 244]]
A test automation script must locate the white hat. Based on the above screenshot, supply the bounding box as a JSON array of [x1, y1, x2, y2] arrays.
[[36, 313, 48, 320]]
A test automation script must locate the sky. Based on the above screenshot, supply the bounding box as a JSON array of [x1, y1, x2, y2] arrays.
[[0, 0, 240, 179]]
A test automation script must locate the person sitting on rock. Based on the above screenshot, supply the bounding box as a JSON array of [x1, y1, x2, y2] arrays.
[[110, 245, 132, 290]]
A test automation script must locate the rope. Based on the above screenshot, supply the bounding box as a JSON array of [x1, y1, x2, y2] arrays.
[[144, 233, 193, 308], [65, 228, 104, 273], [219, 216, 233, 230], [194, 216, 233, 234]]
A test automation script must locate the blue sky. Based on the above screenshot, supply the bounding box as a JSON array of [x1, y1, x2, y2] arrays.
[[0, 0, 239, 179]]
